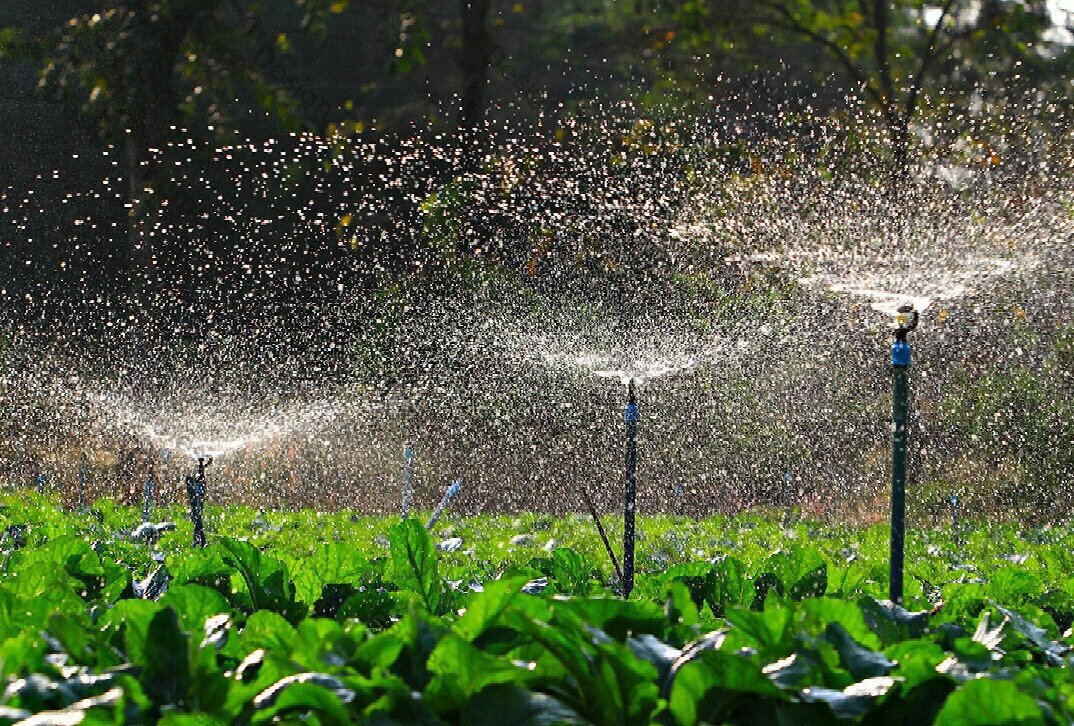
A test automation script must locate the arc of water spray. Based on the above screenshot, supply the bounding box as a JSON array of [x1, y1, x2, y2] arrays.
[[426, 478, 462, 531]]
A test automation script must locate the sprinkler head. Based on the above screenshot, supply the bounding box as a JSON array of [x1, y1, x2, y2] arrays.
[[894, 304, 919, 341], [627, 378, 637, 404]]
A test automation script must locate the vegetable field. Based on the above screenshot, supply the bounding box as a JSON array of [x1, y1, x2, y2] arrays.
[[2, 495, 1074, 724]]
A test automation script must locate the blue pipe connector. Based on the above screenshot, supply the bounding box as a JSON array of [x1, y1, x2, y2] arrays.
[[891, 340, 912, 367]]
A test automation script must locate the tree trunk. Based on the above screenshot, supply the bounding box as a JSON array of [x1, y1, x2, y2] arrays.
[[458, 0, 492, 132], [121, 0, 202, 294]]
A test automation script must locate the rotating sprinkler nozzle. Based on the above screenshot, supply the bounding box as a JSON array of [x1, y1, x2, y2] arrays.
[[186, 456, 212, 548], [623, 379, 639, 598], [889, 303, 918, 604]]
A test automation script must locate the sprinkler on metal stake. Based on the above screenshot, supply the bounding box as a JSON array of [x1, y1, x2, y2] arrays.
[[142, 470, 154, 524], [186, 456, 211, 548], [889, 303, 918, 604], [623, 379, 639, 599], [77, 453, 87, 511], [161, 449, 171, 505], [950, 492, 961, 550], [401, 441, 414, 519]]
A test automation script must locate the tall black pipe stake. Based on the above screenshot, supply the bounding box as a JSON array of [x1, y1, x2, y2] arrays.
[[623, 379, 639, 598], [186, 456, 211, 548], [950, 492, 961, 550], [889, 304, 918, 604], [143, 473, 152, 523], [77, 454, 87, 511], [401, 441, 414, 519]]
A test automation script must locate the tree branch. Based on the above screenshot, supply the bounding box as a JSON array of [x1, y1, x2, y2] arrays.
[[761, 0, 896, 124], [873, 0, 896, 106], [903, 0, 961, 125]]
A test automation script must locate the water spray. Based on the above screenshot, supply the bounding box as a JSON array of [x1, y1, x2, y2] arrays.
[[889, 303, 918, 604], [401, 441, 414, 519], [425, 478, 462, 531], [185, 456, 212, 548], [623, 379, 639, 599]]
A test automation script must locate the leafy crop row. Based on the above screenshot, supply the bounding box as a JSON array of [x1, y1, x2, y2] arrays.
[[1, 495, 1074, 723]]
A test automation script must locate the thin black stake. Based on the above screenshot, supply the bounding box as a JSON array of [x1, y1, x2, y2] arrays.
[[889, 304, 918, 604], [186, 456, 211, 548], [950, 492, 961, 549], [77, 454, 87, 511], [401, 441, 414, 519], [142, 469, 153, 523], [623, 379, 639, 599], [580, 485, 624, 585]]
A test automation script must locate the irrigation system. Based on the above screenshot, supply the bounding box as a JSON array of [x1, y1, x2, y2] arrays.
[[186, 456, 212, 548], [889, 303, 918, 604], [623, 379, 639, 598], [401, 441, 414, 519]]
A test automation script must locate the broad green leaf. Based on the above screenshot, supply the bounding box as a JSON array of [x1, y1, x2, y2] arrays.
[[885, 639, 947, 690], [824, 623, 894, 680], [291, 544, 371, 605], [424, 633, 532, 713], [141, 607, 191, 707], [454, 576, 529, 641], [160, 584, 230, 636], [252, 680, 351, 726], [338, 589, 396, 628], [551, 597, 666, 640], [859, 597, 929, 646], [725, 606, 794, 657], [703, 556, 754, 617], [389, 520, 442, 613], [799, 676, 897, 719], [933, 678, 1045, 726], [218, 538, 305, 622], [240, 610, 297, 657], [669, 650, 786, 726], [459, 684, 585, 725]]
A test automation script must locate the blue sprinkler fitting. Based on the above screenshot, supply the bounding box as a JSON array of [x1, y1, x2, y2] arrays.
[[891, 303, 919, 367], [625, 393, 639, 423], [891, 340, 912, 367]]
